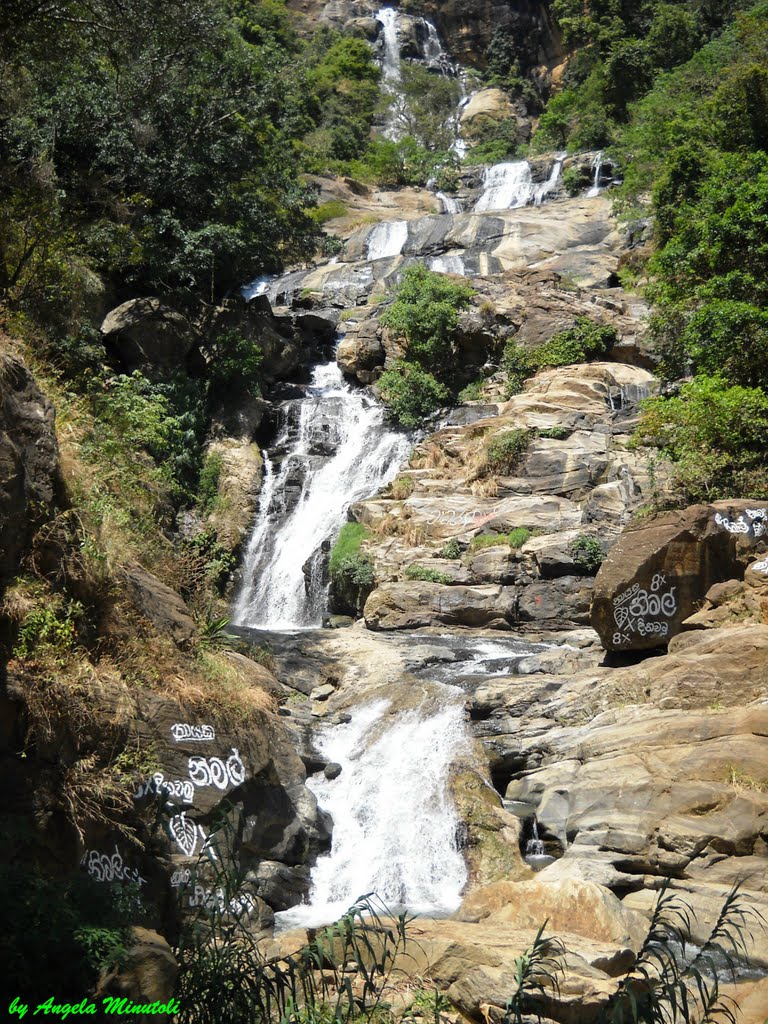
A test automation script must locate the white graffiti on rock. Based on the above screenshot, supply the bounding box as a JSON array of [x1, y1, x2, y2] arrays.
[[612, 572, 678, 646], [81, 845, 146, 886], [188, 748, 246, 791], [171, 723, 216, 742]]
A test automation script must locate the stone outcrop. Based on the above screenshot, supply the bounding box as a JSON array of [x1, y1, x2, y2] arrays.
[[459, 89, 529, 146], [353, 363, 658, 631], [204, 438, 263, 553], [124, 564, 198, 644], [101, 298, 196, 373], [0, 352, 60, 595], [591, 501, 768, 651]]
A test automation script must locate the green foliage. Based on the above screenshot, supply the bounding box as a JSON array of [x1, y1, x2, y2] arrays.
[[13, 597, 83, 662], [568, 534, 605, 575], [198, 453, 223, 514], [479, 430, 535, 477], [501, 341, 535, 398], [439, 539, 462, 559], [458, 380, 484, 403], [329, 523, 374, 589], [404, 564, 453, 584], [504, 922, 564, 1024], [388, 64, 462, 152], [381, 265, 474, 364], [346, 137, 451, 188], [0, 0, 323, 311], [207, 331, 264, 401], [534, 317, 617, 368], [562, 165, 592, 196], [0, 853, 142, 1000], [465, 119, 524, 165], [633, 374, 768, 502], [538, 426, 571, 440], [469, 528, 531, 551], [198, 610, 238, 652], [377, 360, 449, 428], [311, 201, 348, 224]]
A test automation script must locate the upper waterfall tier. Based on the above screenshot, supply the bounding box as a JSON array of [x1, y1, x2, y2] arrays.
[[233, 361, 410, 630]]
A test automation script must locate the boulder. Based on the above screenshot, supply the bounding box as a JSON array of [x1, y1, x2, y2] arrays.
[[204, 439, 263, 552], [460, 89, 520, 142], [97, 928, 177, 1018], [124, 564, 197, 643], [101, 298, 195, 372], [456, 878, 647, 951], [336, 319, 385, 381], [518, 576, 594, 627], [364, 582, 517, 630], [0, 354, 60, 593], [592, 501, 768, 651]]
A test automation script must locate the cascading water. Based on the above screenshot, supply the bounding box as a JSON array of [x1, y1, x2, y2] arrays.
[[587, 151, 604, 198], [474, 157, 565, 213], [276, 692, 471, 929], [436, 191, 463, 215], [377, 6, 401, 84], [430, 252, 466, 275], [233, 360, 410, 630], [366, 219, 409, 261]]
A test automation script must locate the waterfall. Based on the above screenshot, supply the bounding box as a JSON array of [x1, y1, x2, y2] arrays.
[[366, 219, 409, 261], [233, 361, 410, 630], [430, 253, 466, 275], [377, 6, 401, 83], [436, 191, 463, 215], [241, 274, 273, 300], [276, 693, 470, 928], [524, 816, 555, 871], [587, 151, 604, 198], [474, 157, 565, 213]]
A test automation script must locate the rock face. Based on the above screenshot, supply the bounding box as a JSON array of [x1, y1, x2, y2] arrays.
[[124, 564, 198, 643], [592, 501, 768, 651], [355, 362, 658, 632], [0, 353, 60, 594], [460, 89, 528, 146]]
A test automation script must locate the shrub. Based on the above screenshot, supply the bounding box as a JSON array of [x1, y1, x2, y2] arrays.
[[380, 264, 475, 373], [538, 426, 571, 440], [480, 429, 535, 476], [632, 374, 768, 503], [329, 523, 374, 588], [533, 317, 617, 368], [568, 534, 605, 575], [458, 379, 484, 403], [376, 360, 449, 428], [439, 539, 462, 559], [501, 341, 534, 397], [389, 475, 414, 500], [207, 331, 263, 401], [310, 200, 347, 224], [405, 564, 452, 584], [469, 528, 530, 551], [13, 597, 83, 662], [198, 452, 223, 514], [562, 165, 592, 196]]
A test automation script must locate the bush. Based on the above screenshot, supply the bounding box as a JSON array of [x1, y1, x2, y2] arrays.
[[633, 374, 768, 502], [469, 528, 531, 550], [538, 426, 571, 440], [198, 452, 223, 514], [380, 264, 475, 373], [329, 523, 374, 588], [569, 534, 605, 574], [207, 331, 263, 401], [376, 360, 449, 428], [533, 317, 617, 368], [480, 429, 534, 476], [388, 475, 415, 499], [439, 539, 462, 559], [501, 341, 535, 397], [405, 564, 452, 584]]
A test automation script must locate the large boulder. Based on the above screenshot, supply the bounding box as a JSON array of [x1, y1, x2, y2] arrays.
[[592, 501, 768, 651], [364, 582, 517, 630], [459, 88, 526, 143], [0, 354, 60, 594], [101, 298, 195, 372], [124, 565, 197, 643]]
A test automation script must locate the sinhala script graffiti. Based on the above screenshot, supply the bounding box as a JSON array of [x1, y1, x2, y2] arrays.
[[612, 573, 678, 646]]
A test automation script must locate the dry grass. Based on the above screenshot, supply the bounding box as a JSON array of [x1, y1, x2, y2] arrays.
[[470, 476, 499, 498], [371, 513, 402, 539], [388, 475, 415, 500], [410, 442, 453, 471], [724, 764, 768, 792]]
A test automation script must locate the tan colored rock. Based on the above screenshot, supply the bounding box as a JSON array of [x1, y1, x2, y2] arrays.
[[124, 564, 197, 643], [457, 878, 647, 950], [206, 438, 263, 551], [98, 928, 177, 1018], [592, 501, 768, 652], [364, 582, 517, 630], [460, 88, 520, 141]]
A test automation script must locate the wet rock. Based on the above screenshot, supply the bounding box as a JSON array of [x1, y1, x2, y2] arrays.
[[592, 501, 768, 651], [101, 297, 195, 372], [324, 762, 342, 780], [336, 319, 384, 382], [0, 354, 60, 594], [310, 683, 335, 701]]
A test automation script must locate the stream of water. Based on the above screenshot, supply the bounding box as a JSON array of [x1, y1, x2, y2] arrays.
[[233, 361, 410, 630]]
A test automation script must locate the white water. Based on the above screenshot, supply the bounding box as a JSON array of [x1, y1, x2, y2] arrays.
[[474, 157, 565, 213], [377, 6, 401, 83], [366, 219, 409, 261], [587, 151, 604, 198], [437, 191, 463, 215], [233, 361, 410, 629], [241, 275, 273, 300], [430, 252, 466, 275], [276, 694, 470, 929]]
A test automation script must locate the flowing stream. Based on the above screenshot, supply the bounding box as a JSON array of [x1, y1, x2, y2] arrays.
[[233, 361, 410, 629], [475, 156, 565, 213], [276, 690, 471, 929]]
